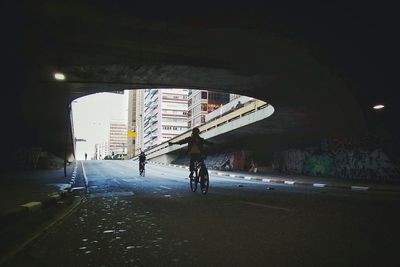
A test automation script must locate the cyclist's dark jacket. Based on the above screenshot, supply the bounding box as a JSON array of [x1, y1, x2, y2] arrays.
[[175, 136, 212, 155], [139, 154, 146, 162]]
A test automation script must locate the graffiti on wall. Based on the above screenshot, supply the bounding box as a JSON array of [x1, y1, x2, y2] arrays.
[[273, 137, 400, 181]]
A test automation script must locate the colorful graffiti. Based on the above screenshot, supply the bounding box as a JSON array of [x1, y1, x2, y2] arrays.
[[273, 137, 400, 181]]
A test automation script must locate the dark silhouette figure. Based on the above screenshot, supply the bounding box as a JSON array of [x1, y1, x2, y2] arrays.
[[139, 151, 146, 175], [169, 127, 213, 178]]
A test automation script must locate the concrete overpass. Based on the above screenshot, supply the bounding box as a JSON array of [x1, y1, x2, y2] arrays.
[[143, 99, 273, 163], [2, 1, 399, 170]]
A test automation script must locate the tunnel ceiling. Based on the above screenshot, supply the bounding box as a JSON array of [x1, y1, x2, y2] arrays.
[[2, 1, 400, 157]]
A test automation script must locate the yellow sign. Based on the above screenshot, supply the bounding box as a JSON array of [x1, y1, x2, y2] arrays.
[[128, 131, 137, 138]]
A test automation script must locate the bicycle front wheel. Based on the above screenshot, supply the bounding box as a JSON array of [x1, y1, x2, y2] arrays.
[[200, 168, 209, 194]]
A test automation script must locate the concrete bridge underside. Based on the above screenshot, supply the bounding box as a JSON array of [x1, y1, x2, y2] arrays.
[[2, 1, 399, 168]]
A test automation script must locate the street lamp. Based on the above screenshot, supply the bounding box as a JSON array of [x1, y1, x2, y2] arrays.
[[373, 104, 385, 110], [54, 72, 66, 81]]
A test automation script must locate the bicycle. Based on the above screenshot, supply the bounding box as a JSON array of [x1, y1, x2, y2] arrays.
[[139, 161, 146, 177], [190, 158, 209, 194]]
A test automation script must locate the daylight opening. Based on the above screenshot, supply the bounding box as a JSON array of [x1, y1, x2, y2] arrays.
[[71, 89, 272, 162]]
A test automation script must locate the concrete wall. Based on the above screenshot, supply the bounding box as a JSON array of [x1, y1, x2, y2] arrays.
[[148, 153, 179, 165]]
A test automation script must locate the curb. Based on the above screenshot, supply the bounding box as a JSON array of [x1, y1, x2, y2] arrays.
[[0, 162, 81, 226], [0, 187, 73, 226], [149, 161, 400, 193]]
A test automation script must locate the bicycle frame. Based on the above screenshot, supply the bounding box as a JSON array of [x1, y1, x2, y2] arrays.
[[191, 159, 209, 194], [139, 161, 146, 176]]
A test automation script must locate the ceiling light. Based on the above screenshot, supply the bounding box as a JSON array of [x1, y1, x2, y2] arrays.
[[373, 104, 385, 110], [54, 73, 65, 80]]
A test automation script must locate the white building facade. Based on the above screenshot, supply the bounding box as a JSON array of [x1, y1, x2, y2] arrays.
[[143, 89, 189, 150], [94, 142, 109, 160], [127, 90, 137, 159], [134, 89, 145, 156], [188, 90, 230, 128], [108, 121, 128, 155]]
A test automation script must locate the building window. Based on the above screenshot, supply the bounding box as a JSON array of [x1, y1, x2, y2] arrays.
[[201, 91, 207, 99], [201, 103, 208, 111]]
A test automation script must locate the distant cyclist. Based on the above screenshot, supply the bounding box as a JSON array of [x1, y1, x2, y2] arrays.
[[168, 127, 213, 178], [139, 151, 146, 175]]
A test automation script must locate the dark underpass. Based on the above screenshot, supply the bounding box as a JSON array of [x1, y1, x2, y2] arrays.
[[1, 1, 400, 266]]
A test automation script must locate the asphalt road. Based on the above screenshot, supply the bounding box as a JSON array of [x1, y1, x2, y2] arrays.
[[8, 160, 400, 267]]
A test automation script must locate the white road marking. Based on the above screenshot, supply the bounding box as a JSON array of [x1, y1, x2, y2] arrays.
[[122, 178, 142, 182], [284, 181, 295, 185], [351, 186, 369, 191], [159, 186, 172, 190], [313, 183, 326, 188], [262, 178, 271, 182], [81, 161, 88, 188], [239, 201, 291, 212], [244, 177, 252, 180]]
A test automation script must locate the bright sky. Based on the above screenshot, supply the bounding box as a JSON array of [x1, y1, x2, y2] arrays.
[[72, 91, 128, 160]]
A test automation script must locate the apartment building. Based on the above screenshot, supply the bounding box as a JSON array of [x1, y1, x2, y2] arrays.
[[143, 89, 189, 150], [134, 89, 145, 156], [94, 142, 109, 160], [108, 121, 127, 155], [188, 90, 230, 128]]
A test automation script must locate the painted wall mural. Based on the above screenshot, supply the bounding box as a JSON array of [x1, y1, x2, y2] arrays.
[[273, 137, 400, 181]]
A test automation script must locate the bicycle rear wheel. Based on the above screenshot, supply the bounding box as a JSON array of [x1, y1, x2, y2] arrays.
[[200, 168, 209, 194], [190, 176, 198, 192], [139, 166, 144, 176]]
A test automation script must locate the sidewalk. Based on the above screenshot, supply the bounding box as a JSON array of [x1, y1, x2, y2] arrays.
[[0, 161, 87, 265], [0, 164, 75, 212], [0, 160, 88, 224], [151, 161, 400, 193]]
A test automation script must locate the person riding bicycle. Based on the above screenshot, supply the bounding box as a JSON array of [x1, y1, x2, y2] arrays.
[[138, 151, 146, 173], [168, 127, 213, 178]]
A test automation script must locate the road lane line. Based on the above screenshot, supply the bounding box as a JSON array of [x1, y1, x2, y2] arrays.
[[81, 161, 88, 192], [159, 186, 172, 190], [262, 178, 271, 182], [239, 201, 291, 212], [313, 183, 326, 188], [284, 181, 295, 185], [351, 186, 369, 191]]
